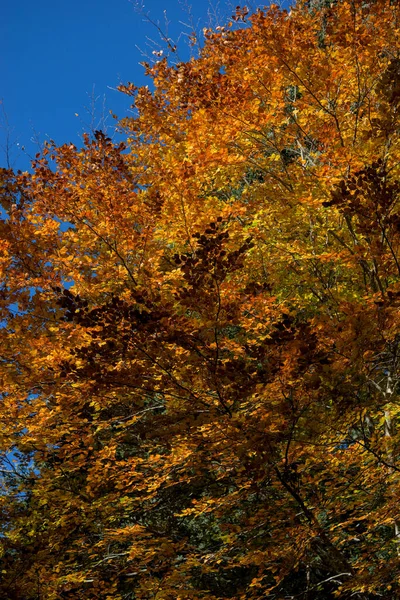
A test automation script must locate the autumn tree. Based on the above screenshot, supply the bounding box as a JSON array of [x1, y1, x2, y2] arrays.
[[1, 1, 400, 598]]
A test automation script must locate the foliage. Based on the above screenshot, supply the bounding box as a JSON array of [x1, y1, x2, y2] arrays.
[[1, 1, 400, 598]]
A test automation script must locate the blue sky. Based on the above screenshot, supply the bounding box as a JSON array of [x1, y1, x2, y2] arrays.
[[2, 1, 288, 171]]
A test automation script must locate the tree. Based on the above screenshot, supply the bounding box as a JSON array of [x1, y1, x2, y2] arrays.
[[1, 1, 400, 598]]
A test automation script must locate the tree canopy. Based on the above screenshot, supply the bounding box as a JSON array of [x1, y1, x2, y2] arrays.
[[1, 1, 400, 598]]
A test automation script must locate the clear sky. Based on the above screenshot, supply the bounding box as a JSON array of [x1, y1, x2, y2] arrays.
[[2, 1, 288, 171]]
